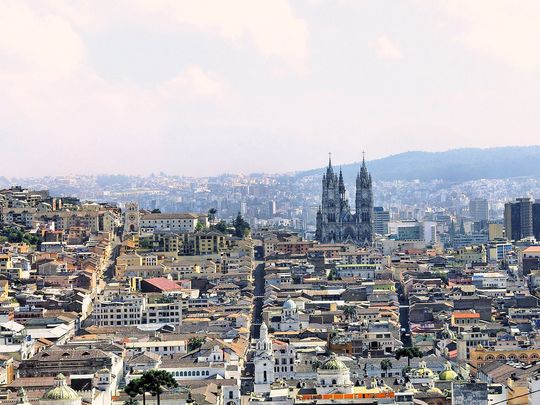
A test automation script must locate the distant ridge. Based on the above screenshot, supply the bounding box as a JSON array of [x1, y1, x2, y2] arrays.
[[297, 146, 540, 182]]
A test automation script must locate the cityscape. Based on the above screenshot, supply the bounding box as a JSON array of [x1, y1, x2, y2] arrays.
[[3, 1, 540, 405]]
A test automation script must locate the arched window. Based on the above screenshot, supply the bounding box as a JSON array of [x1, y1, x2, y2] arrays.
[[332, 379, 337, 385]]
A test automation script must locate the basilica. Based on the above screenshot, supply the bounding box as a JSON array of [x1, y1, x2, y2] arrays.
[[315, 155, 374, 245]]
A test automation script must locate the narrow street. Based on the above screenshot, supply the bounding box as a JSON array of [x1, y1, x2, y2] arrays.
[[241, 260, 265, 394], [104, 230, 122, 281], [396, 282, 412, 347], [251, 261, 265, 339]]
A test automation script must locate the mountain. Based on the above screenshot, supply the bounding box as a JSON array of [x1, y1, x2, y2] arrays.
[[296, 146, 540, 182]]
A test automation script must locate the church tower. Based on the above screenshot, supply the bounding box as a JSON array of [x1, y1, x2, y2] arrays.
[[316, 154, 373, 245], [124, 202, 140, 235], [355, 155, 374, 245], [253, 322, 275, 393]]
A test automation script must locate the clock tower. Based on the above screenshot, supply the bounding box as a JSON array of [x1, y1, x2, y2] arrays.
[[124, 202, 140, 235]]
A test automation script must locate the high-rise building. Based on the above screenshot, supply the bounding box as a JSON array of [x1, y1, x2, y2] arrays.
[[504, 197, 540, 241], [469, 198, 488, 222], [268, 200, 276, 217], [373, 206, 390, 235], [315, 155, 373, 245]]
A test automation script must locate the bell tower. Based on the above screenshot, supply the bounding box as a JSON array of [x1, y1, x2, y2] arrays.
[[124, 202, 140, 235]]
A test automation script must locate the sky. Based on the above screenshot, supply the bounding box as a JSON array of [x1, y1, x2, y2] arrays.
[[1, 0, 540, 177]]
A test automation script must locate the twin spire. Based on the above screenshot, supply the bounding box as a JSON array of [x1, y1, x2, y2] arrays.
[[326, 152, 370, 185]]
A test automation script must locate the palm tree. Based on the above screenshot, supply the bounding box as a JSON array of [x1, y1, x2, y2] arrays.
[[394, 347, 423, 368], [380, 359, 392, 377], [342, 305, 358, 321], [125, 378, 146, 405], [140, 370, 178, 405]]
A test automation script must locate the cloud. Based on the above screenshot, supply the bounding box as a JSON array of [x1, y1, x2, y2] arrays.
[[43, 0, 309, 73], [161, 66, 228, 100], [134, 0, 309, 72], [0, 2, 85, 79], [436, 0, 540, 69], [373, 35, 402, 60], [0, 1, 232, 176]]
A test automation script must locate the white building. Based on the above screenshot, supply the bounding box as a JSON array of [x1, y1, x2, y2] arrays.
[[335, 264, 378, 280], [140, 213, 207, 233], [254, 322, 276, 393], [92, 294, 182, 327]]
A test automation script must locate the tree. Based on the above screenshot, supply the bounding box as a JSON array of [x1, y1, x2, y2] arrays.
[[211, 220, 229, 234], [380, 359, 392, 377], [233, 212, 250, 237], [195, 222, 205, 232], [140, 370, 178, 405], [208, 208, 217, 224], [124, 399, 139, 405], [125, 378, 146, 405], [395, 347, 423, 368], [151, 209, 161, 214], [187, 337, 205, 351], [343, 305, 358, 322]]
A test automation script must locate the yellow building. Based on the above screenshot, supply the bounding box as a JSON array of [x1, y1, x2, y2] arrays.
[[470, 346, 540, 371], [0, 253, 13, 272]]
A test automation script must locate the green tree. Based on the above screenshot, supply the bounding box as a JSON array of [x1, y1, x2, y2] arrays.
[[395, 347, 423, 368], [139, 237, 153, 250], [211, 220, 229, 234], [187, 337, 205, 351], [151, 208, 161, 214], [380, 359, 392, 377], [124, 399, 139, 405], [195, 222, 205, 232], [233, 212, 250, 237], [311, 359, 322, 371], [140, 370, 178, 405], [208, 208, 217, 224], [342, 305, 358, 322], [125, 378, 147, 405]]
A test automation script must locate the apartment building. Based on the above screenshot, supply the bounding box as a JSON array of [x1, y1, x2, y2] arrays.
[[92, 294, 182, 327], [141, 213, 207, 233]]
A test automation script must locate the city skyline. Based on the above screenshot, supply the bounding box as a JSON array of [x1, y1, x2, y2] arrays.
[[2, 1, 540, 176]]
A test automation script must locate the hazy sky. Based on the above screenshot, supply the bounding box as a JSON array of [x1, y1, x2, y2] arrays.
[[1, 0, 540, 177]]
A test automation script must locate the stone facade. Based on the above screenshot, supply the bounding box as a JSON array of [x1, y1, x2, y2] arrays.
[[316, 156, 374, 245]]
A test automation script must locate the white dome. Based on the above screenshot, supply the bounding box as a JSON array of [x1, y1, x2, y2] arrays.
[[283, 297, 297, 310]]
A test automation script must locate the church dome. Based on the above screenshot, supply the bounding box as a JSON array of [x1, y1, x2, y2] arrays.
[[439, 362, 458, 381], [412, 361, 434, 378], [320, 355, 348, 371], [42, 374, 80, 401], [283, 297, 296, 310], [427, 386, 443, 395]]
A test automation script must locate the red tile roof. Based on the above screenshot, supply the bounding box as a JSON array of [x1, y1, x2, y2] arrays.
[[142, 277, 183, 292]]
